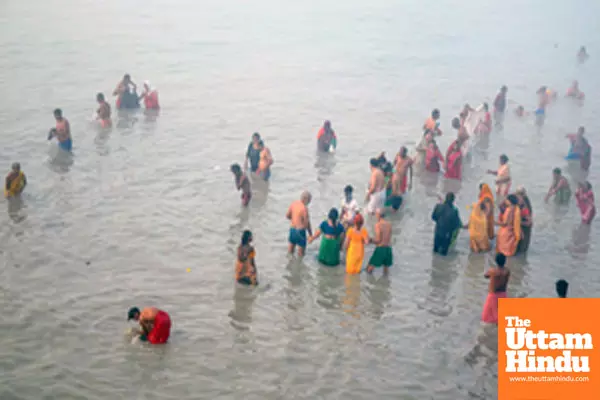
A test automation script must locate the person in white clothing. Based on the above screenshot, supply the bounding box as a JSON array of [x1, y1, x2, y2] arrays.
[[341, 185, 360, 227]]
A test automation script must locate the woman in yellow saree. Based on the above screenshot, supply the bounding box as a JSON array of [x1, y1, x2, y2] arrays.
[[468, 201, 490, 252], [478, 183, 495, 239], [496, 194, 521, 257], [4, 162, 27, 198]]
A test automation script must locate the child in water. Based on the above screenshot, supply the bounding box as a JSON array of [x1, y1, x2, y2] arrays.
[[230, 163, 252, 206], [236, 230, 258, 286], [340, 185, 360, 228]]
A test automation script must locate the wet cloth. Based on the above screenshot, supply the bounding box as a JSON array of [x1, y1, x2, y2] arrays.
[[4, 171, 25, 197], [496, 164, 511, 197], [576, 190, 596, 224], [288, 228, 307, 248], [236, 248, 257, 285], [555, 183, 571, 205], [425, 144, 444, 173], [367, 189, 386, 214], [517, 206, 532, 253], [317, 221, 344, 266], [246, 143, 261, 172], [479, 184, 495, 239], [341, 198, 360, 225], [345, 227, 368, 274], [468, 204, 490, 253], [368, 246, 393, 268], [58, 138, 73, 152], [432, 203, 462, 256], [481, 292, 506, 324], [496, 206, 521, 257], [147, 310, 171, 344], [444, 142, 462, 180]]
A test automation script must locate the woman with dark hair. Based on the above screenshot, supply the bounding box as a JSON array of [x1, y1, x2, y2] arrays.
[[309, 208, 345, 266], [575, 181, 596, 224], [317, 120, 337, 152], [496, 194, 521, 257], [515, 186, 533, 253], [236, 230, 258, 286]]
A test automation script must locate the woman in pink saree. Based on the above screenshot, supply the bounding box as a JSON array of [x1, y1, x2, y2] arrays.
[[425, 137, 445, 173], [575, 181, 596, 224], [496, 194, 521, 257]]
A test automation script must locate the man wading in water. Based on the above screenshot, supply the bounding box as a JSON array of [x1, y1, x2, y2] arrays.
[[286, 191, 312, 257]]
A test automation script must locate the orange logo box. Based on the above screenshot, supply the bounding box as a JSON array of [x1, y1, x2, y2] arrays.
[[499, 298, 600, 400]]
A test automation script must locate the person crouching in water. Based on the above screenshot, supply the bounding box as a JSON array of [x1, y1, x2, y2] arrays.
[[140, 81, 160, 110], [5, 162, 27, 198], [127, 306, 171, 344], [236, 230, 258, 285], [230, 163, 251, 207]]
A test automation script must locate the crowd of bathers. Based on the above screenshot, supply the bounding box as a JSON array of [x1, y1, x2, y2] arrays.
[[3, 47, 594, 343]]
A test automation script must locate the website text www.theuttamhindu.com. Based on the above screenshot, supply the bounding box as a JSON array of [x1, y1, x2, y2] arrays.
[[508, 376, 590, 383]]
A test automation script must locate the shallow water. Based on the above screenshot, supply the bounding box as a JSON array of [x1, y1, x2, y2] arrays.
[[1, 0, 599, 399]]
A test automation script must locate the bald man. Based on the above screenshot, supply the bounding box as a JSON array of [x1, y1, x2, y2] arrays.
[[286, 191, 313, 257]]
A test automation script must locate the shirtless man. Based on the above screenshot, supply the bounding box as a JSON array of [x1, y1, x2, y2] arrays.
[[365, 158, 386, 215], [127, 306, 171, 344], [257, 141, 273, 181], [394, 146, 413, 195], [230, 163, 251, 206], [481, 252, 510, 324], [286, 191, 312, 257], [367, 209, 393, 275], [96, 93, 112, 127], [48, 108, 72, 152]]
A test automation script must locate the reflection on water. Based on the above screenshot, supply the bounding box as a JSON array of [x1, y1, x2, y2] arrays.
[[568, 223, 591, 258], [6, 196, 26, 223], [365, 274, 391, 320], [341, 274, 361, 320], [230, 284, 257, 327]]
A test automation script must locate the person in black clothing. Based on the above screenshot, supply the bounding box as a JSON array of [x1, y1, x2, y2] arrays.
[[556, 279, 569, 298], [431, 192, 465, 255], [245, 133, 262, 173]]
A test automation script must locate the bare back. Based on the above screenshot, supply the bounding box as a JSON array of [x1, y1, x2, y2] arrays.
[[488, 268, 510, 293], [140, 307, 159, 322], [370, 169, 385, 193], [287, 200, 308, 229], [376, 219, 392, 246]]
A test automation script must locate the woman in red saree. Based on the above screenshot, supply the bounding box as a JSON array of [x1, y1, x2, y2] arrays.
[[496, 194, 521, 257], [444, 136, 465, 180], [425, 137, 445, 173], [575, 181, 596, 225]]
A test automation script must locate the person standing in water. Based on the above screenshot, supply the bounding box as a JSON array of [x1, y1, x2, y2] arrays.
[[286, 191, 312, 257], [423, 109, 442, 136], [113, 74, 138, 109], [425, 135, 445, 173], [481, 252, 510, 324], [556, 279, 569, 298], [566, 80, 585, 100], [366, 209, 393, 276], [139, 81, 160, 110], [444, 120, 466, 180], [230, 163, 252, 207], [575, 181, 596, 224], [487, 154, 511, 200], [577, 46, 589, 63], [496, 195, 521, 257], [309, 208, 345, 266], [431, 192, 464, 256], [340, 185, 360, 228], [236, 230, 258, 286], [257, 140, 273, 181], [48, 108, 72, 152], [365, 158, 386, 215], [245, 133, 262, 174], [515, 187, 533, 254], [394, 146, 413, 195], [96, 93, 112, 128], [344, 213, 369, 275], [127, 306, 171, 344], [535, 86, 549, 127], [4, 162, 27, 198], [317, 120, 337, 152], [493, 86, 508, 127], [544, 168, 571, 204], [566, 127, 592, 171]]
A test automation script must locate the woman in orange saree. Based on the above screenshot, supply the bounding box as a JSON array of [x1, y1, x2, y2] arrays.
[[496, 194, 521, 257], [479, 183, 495, 240]]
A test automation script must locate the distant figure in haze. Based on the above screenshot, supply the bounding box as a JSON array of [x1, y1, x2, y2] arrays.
[[230, 163, 251, 207], [566, 126, 591, 171], [575, 181, 596, 225], [514, 105, 529, 118], [577, 46, 589, 63], [127, 306, 171, 344], [555, 279, 569, 298], [545, 168, 571, 205], [431, 192, 464, 256], [535, 86, 550, 127], [113, 74, 139, 109], [493, 85, 508, 126], [139, 81, 160, 110], [423, 109, 442, 136], [236, 230, 258, 286], [286, 191, 313, 257], [4, 162, 27, 198], [317, 120, 337, 152], [482, 252, 510, 324], [366, 209, 393, 275], [475, 103, 492, 134], [48, 108, 72, 152], [96, 93, 112, 128], [566, 80, 585, 100]]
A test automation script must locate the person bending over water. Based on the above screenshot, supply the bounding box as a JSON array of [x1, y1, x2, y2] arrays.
[[340, 185, 360, 228], [140, 81, 160, 110], [127, 306, 171, 344], [487, 154, 511, 199], [545, 168, 571, 204], [365, 158, 386, 214], [5, 162, 27, 198], [481, 252, 510, 324], [96, 93, 112, 128], [566, 80, 585, 100], [236, 230, 258, 285], [367, 209, 393, 275], [309, 208, 345, 266], [286, 191, 312, 257], [48, 108, 72, 152], [431, 192, 464, 256], [344, 213, 369, 275], [317, 120, 337, 152], [230, 163, 251, 206], [566, 126, 591, 171], [423, 109, 442, 136], [575, 181, 596, 225], [496, 195, 521, 257], [556, 279, 569, 298]]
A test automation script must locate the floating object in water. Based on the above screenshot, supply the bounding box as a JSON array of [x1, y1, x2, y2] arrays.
[[186, 268, 191, 273]]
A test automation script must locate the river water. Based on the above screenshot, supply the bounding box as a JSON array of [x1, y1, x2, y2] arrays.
[[1, 0, 599, 399]]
